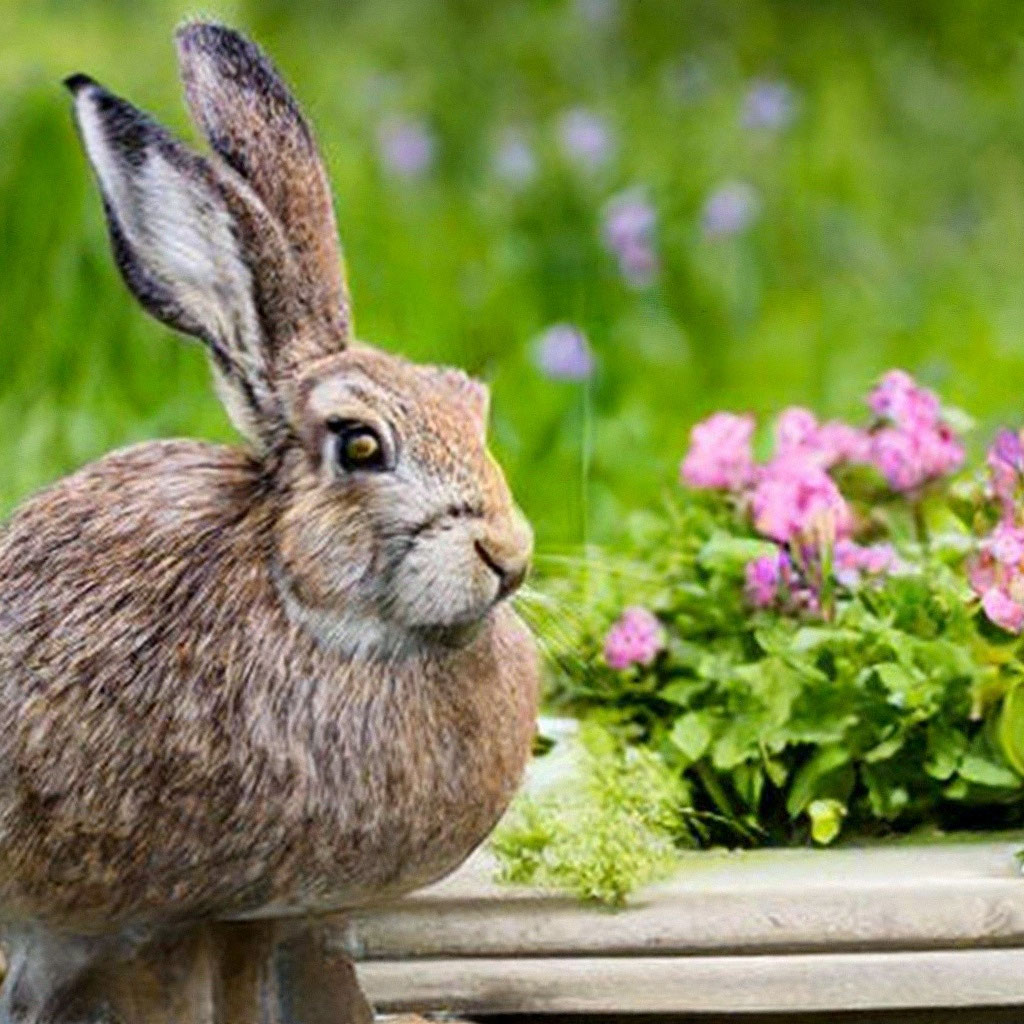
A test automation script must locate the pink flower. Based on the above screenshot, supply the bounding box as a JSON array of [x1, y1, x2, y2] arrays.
[[988, 428, 1024, 520], [773, 408, 871, 469], [871, 427, 923, 491], [745, 551, 786, 607], [833, 540, 899, 587], [604, 606, 664, 670], [774, 407, 819, 456], [865, 371, 963, 492], [868, 370, 941, 429], [984, 522, 1024, 566], [750, 458, 852, 543], [815, 421, 874, 465], [870, 424, 963, 492], [680, 412, 756, 491], [969, 519, 1024, 633], [981, 587, 1024, 633]]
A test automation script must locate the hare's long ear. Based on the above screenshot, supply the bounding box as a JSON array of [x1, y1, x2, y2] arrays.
[[66, 75, 303, 451], [176, 22, 351, 360]]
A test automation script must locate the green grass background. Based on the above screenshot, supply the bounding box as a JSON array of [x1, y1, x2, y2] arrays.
[[6, 0, 1024, 547]]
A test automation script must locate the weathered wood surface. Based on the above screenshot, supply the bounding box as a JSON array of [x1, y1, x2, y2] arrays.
[[336, 838, 1024, 1016]]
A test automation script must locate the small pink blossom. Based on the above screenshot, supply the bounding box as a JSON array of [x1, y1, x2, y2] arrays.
[[870, 423, 963, 492], [984, 522, 1024, 566], [868, 370, 941, 430], [681, 412, 756, 491], [773, 409, 871, 469], [988, 428, 1024, 520], [981, 587, 1024, 633], [833, 540, 899, 587], [815, 421, 874, 465], [745, 550, 789, 607], [750, 458, 852, 543], [775, 407, 819, 456], [604, 606, 664, 670]]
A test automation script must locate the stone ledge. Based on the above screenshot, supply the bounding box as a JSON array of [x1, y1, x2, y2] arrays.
[[338, 837, 1024, 1016]]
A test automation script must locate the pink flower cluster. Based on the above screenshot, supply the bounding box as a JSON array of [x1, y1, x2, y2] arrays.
[[603, 606, 664, 670], [680, 412, 756, 491], [745, 550, 817, 613], [970, 430, 1024, 633], [867, 371, 963, 491], [680, 405, 862, 546], [969, 522, 1024, 633], [678, 371, 965, 618], [750, 459, 852, 544], [744, 540, 898, 613], [987, 428, 1024, 522], [833, 539, 901, 588]]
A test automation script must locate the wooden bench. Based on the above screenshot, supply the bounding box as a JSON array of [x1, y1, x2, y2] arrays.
[[339, 837, 1024, 1021]]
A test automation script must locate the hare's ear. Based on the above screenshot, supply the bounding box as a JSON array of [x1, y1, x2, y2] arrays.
[[66, 75, 303, 450], [176, 22, 351, 358]]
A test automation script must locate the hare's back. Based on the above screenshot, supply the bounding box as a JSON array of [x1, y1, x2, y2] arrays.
[[0, 440, 266, 657], [0, 440, 282, 927]]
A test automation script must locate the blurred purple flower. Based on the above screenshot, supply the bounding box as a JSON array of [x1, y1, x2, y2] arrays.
[[602, 188, 659, 289], [663, 56, 711, 105], [604, 606, 663, 670], [493, 129, 537, 186], [617, 241, 659, 289], [742, 78, 797, 131], [701, 181, 760, 238], [558, 108, 614, 171], [377, 116, 435, 179], [533, 324, 595, 381]]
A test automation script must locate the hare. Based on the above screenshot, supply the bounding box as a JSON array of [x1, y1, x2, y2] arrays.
[[0, 21, 539, 1024]]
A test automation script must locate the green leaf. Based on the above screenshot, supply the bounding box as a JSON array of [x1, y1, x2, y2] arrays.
[[807, 798, 847, 845], [669, 712, 712, 763], [787, 745, 852, 817], [698, 534, 777, 574], [925, 722, 968, 781], [998, 682, 1024, 778], [959, 754, 1022, 789], [863, 733, 905, 763]]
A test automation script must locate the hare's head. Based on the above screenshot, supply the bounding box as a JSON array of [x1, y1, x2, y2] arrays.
[[67, 23, 531, 644]]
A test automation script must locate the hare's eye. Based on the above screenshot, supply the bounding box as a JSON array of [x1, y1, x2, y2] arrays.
[[333, 423, 386, 472]]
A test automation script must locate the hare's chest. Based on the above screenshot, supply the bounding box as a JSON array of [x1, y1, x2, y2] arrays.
[[279, 670, 533, 909]]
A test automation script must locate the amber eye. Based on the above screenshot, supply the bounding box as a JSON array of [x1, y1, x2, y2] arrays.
[[329, 421, 387, 472]]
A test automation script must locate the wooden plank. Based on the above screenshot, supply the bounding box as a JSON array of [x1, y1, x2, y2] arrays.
[[334, 841, 1024, 959], [355, 949, 1024, 1015]]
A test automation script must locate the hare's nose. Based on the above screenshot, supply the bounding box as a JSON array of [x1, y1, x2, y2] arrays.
[[474, 514, 532, 600]]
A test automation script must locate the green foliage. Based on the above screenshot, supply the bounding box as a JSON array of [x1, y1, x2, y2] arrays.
[[519, 489, 1024, 870], [491, 725, 688, 905]]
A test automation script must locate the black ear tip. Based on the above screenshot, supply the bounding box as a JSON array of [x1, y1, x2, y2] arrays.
[[63, 73, 96, 95]]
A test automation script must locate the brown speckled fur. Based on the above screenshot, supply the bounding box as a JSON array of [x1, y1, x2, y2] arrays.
[[0, 21, 539, 1023]]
